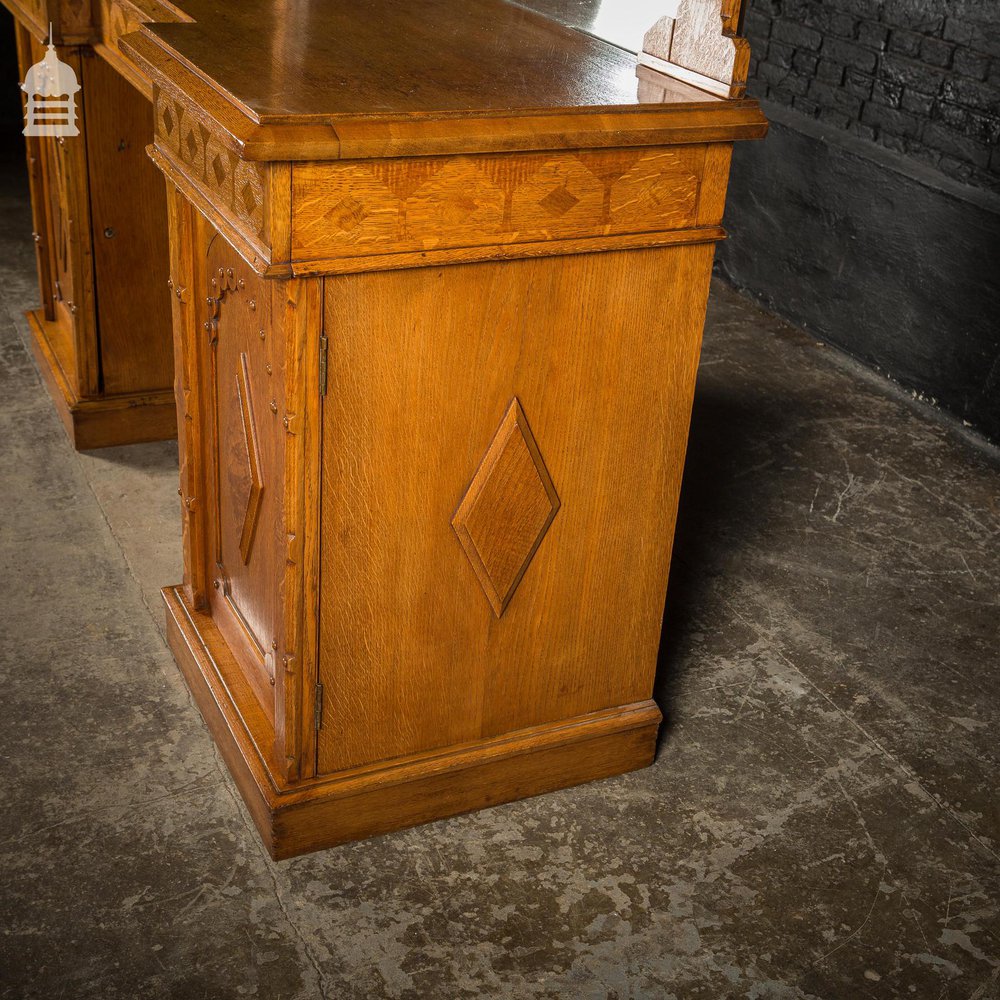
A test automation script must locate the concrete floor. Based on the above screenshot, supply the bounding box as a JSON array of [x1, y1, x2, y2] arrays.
[[1, 152, 998, 999]]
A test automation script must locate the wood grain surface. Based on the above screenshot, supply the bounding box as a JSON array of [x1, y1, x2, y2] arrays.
[[643, 0, 751, 98], [452, 398, 562, 618], [141, 0, 685, 121], [26, 309, 177, 448], [165, 189, 321, 779], [119, 1, 764, 166], [292, 145, 707, 265], [318, 244, 714, 774], [166, 583, 660, 860], [83, 50, 173, 394]]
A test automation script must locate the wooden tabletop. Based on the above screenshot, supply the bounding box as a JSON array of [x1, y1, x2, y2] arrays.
[[509, 0, 668, 53], [141, 0, 717, 124]]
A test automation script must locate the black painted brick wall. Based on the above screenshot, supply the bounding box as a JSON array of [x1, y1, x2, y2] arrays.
[[744, 0, 1000, 192]]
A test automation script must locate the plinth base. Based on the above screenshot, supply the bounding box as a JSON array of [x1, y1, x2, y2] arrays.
[[27, 309, 176, 450], [163, 585, 661, 859]]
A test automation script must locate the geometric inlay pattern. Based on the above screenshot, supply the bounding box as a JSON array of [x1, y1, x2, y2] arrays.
[[539, 184, 580, 218], [291, 145, 704, 263], [241, 181, 258, 216], [235, 353, 264, 564], [452, 398, 560, 617], [327, 196, 369, 233], [212, 153, 227, 186], [154, 92, 268, 239]]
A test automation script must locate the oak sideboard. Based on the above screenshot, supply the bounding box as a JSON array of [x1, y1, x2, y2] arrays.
[[12, 0, 766, 858]]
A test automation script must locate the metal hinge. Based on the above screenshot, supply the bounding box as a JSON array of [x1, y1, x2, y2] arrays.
[[318, 334, 328, 397], [314, 682, 324, 731]]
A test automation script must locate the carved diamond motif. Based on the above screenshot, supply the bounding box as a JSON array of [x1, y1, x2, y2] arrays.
[[161, 103, 174, 136], [539, 184, 580, 218], [212, 153, 227, 186], [452, 399, 560, 617], [184, 128, 198, 161], [235, 354, 264, 564], [241, 181, 257, 215]]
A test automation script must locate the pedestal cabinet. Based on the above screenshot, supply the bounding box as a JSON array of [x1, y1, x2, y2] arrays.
[[6, 0, 184, 448], [119, 0, 766, 858]]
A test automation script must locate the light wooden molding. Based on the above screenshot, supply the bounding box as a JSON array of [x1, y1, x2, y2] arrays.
[[641, 0, 751, 99]]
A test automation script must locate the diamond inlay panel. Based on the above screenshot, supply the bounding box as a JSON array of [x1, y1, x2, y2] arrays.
[[539, 184, 580, 218], [453, 399, 560, 617]]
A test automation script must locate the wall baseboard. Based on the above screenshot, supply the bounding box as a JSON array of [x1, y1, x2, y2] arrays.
[[717, 102, 1000, 444]]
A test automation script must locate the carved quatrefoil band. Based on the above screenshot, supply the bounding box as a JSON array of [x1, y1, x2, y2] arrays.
[[452, 399, 560, 617]]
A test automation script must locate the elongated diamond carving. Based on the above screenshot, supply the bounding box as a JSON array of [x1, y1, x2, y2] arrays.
[[235, 353, 264, 564], [453, 399, 560, 617], [212, 153, 227, 186]]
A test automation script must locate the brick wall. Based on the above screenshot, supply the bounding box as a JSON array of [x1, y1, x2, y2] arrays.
[[743, 0, 1000, 192]]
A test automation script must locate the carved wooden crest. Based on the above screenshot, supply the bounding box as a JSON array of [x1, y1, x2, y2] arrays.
[[641, 0, 750, 99]]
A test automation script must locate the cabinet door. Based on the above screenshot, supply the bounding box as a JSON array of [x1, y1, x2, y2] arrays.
[[200, 236, 287, 724], [317, 246, 713, 775], [82, 51, 173, 395]]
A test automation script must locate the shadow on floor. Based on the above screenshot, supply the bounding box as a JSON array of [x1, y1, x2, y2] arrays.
[[652, 380, 790, 751]]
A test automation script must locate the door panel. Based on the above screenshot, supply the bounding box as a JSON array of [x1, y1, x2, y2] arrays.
[[203, 236, 286, 723], [318, 245, 714, 774], [82, 51, 173, 395]]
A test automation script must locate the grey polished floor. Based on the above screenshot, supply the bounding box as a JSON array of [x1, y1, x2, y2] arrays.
[[1, 152, 998, 999]]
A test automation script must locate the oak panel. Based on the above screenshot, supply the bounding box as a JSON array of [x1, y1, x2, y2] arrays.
[[151, 85, 285, 271], [167, 203, 321, 775], [83, 50, 173, 394], [26, 308, 176, 448], [13, 23, 179, 447], [108, 0, 764, 852], [201, 237, 286, 722], [291, 145, 707, 265], [318, 244, 714, 774], [3, 0, 94, 42], [96, 0, 192, 93], [15, 25, 55, 322], [452, 398, 561, 618], [642, 0, 751, 99]]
